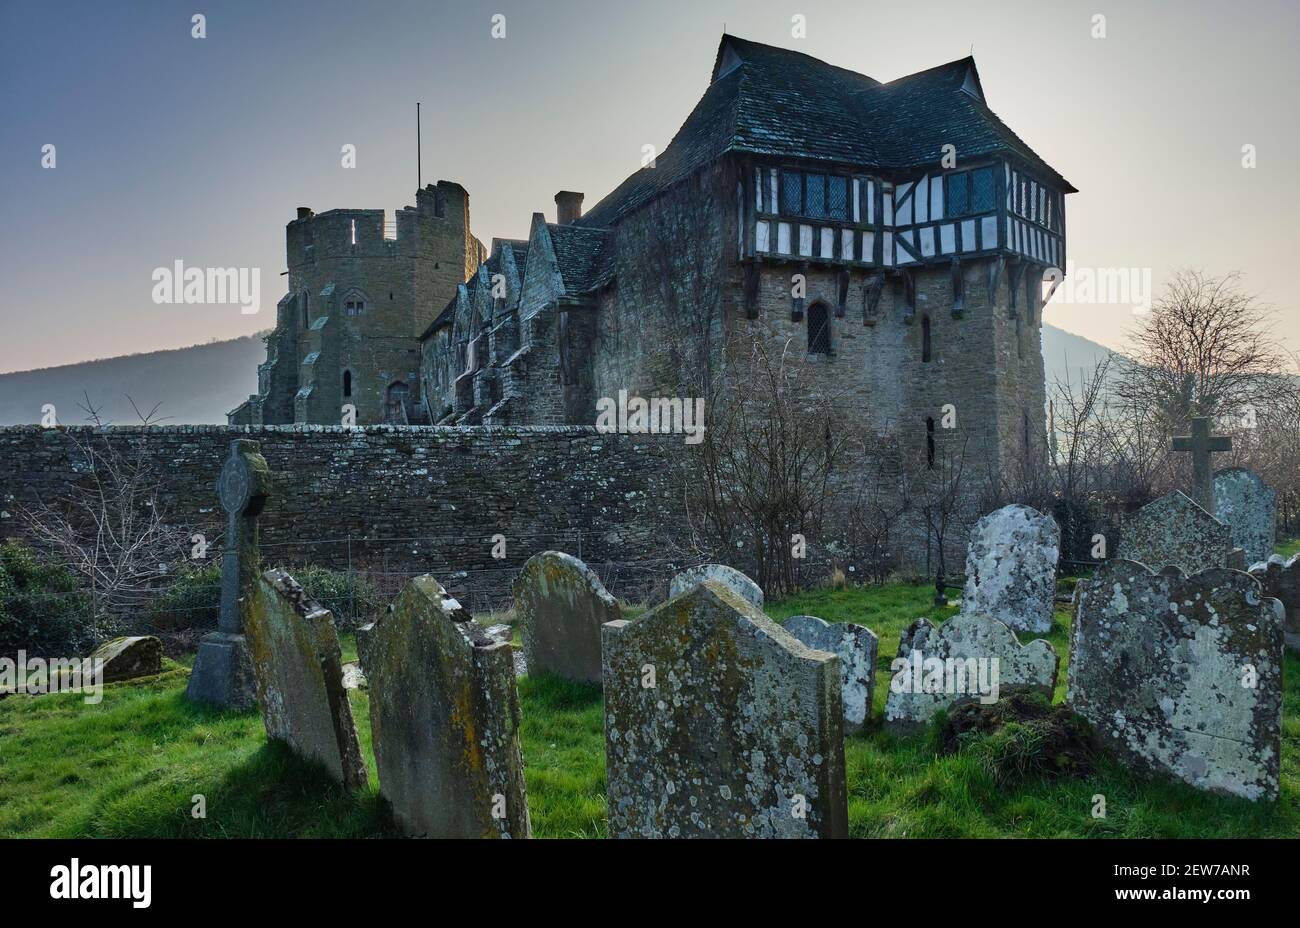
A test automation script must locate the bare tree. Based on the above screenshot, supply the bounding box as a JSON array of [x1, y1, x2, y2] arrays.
[[18, 395, 191, 637], [1115, 270, 1293, 429]]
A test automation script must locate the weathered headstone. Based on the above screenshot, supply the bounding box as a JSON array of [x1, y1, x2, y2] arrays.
[[1172, 416, 1232, 512], [668, 563, 764, 609], [87, 636, 162, 684], [359, 575, 529, 838], [884, 613, 1058, 733], [961, 504, 1060, 633], [603, 581, 847, 838], [1069, 559, 1283, 801], [1117, 491, 1234, 575], [186, 439, 269, 710], [1214, 467, 1276, 565], [1250, 554, 1300, 653], [784, 615, 878, 733], [246, 568, 367, 790], [513, 551, 619, 683]]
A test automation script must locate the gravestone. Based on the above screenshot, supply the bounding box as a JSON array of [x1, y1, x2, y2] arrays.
[[884, 613, 1058, 733], [961, 504, 1059, 633], [1214, 467, 1276, 565], [668, 563, 764, 609], [1117, 491, 1233, 575], [784, 615, 878, 733], [1250, 554, 1300, 653], [359, 575, 529, 838], [512, 551, 619, 684], [603, 581, 847, 838], [1172, 416, 1232, 513], [87, 636, 162, 684], [246, 568, 368, 790], [186, 439, 270, 710], [1069, 559, 1283, 801]]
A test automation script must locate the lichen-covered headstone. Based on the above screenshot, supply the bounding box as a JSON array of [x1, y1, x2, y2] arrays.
[[884, 613, 1058, 733], [86, 636, 162, 684], [784, 615, 878, 733], [1117, 491, 1233, 575], [1214, 467, 1276, 566], [246, 568, 367, 790], [1250, 554, 1300, 654], [512, 551, 618, 684], [961, 504, 1060, 633], [1068, 559, 1283, 801], [603, 581, 847, 838], [359, 575, 529, 838], [668, 563, 764, 609]]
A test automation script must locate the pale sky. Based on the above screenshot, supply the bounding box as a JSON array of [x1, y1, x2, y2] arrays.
[[1, 0, 1296, 373]]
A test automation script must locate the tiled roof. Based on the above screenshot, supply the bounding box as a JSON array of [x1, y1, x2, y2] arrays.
[[580, 34, 1074, 228], [547, 223, 614, 296]]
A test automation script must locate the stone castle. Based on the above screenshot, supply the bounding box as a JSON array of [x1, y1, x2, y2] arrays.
[[231, 33, 1073, 477]]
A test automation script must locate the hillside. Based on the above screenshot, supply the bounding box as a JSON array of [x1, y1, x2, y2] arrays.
[[0, 335, 266, 426], [0, 325, 1121, 426]]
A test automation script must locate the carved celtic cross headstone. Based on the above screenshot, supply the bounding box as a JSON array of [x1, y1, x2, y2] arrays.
[[187, 439, 271, 709], [217, 440, 271, 634], [1171, 416, 1231, 513]]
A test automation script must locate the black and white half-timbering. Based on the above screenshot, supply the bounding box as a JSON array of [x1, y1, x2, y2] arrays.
[[1069, 559, 1283, 802], [961, 504, 1059, 633], [603, 581, 848, 838]]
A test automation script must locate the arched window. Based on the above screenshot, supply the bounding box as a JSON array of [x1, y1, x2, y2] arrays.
[[1023, 411, 1031, 451], [344, 294, 366, 317], [385, 380, 410, 422], [807, 301, 831, 354], [926, 417, 936, 469], [342, 370, 353, 398], [921, 315, 932, 362], [301, 292, 309, 328]]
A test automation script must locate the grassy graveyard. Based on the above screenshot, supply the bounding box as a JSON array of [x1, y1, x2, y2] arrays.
[[1, 578, 1297, 839]]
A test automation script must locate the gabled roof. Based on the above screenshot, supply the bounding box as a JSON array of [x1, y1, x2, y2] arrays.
[[547, 223, 613, 296], [581, 33, 1074, 227]]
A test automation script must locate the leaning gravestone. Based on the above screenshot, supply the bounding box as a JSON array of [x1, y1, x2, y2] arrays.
[[603, 581, 847, 838], [359, 575, 529, 838], [668, 563, 764, 609], [513, 551, 619, 684], [884, 613, 1058, 733], [187, 439, 270, 710], [246, 568, 368, 790], [1214, 467, 1276, 566], [784, 615, 878, 733], [88, 636, 162, 684], [1069, 559, 1283, 801], [961, 504, 1059, 633], [1250, 554, 1300, 653], [1117, 491, 1234, 575]]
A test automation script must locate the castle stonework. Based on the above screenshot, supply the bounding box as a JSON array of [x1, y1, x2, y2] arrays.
[[229, 182, 484, 426], [233, 34, 1072, 480]]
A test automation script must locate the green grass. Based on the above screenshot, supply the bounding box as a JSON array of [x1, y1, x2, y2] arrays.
[[1, 580, 1297, 838], [1277, 537, 1299, 559]]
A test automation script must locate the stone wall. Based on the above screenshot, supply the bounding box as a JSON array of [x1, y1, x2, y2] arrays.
[[0, 425, 686, 610]]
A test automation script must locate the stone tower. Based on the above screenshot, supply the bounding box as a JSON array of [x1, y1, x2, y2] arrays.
[[229, 181, 484, 426]]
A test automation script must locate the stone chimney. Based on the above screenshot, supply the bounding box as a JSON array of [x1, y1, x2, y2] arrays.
[[554, 191, 584, 225], [296, 207, 313, 220]]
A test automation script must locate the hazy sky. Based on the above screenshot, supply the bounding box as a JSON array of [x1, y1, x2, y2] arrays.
[[2, 0, 1297, 373]]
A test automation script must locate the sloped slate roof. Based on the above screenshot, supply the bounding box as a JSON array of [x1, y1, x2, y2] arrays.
[[548, 223, 614, 296], [580, 33, 1073, 228]]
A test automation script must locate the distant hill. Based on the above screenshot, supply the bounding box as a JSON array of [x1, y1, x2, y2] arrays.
[[0, 324, 1124, 426], [0, 335, 266, 426]]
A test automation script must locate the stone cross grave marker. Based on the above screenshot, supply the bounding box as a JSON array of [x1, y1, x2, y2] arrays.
[[1172, 416, 1231, 513], [186, 439, 271, 710]]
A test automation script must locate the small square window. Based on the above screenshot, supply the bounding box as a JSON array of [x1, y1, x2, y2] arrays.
[[806, 174, 826, 219], [827, 176, 847, 220], [781, 171, 803, 216]]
